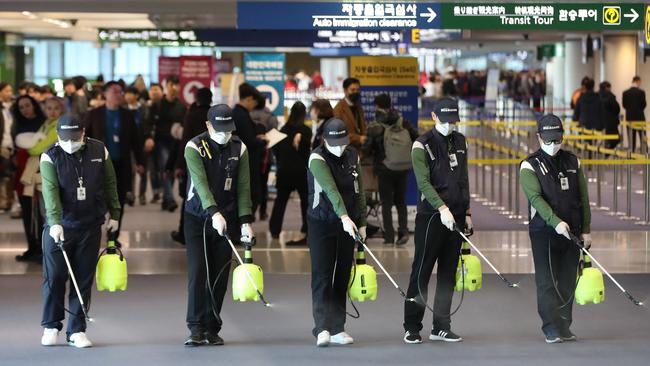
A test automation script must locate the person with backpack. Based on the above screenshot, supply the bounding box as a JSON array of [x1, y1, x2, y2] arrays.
[[363, 94, 418, 245]]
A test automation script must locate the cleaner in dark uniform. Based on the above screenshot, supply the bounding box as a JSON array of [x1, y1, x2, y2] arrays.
[[39, 115, 121, 348], [403, 97, 471, 344], [183, 104, 254, 347], [520, 114, 591, 344], [307, 118, 367, 347]]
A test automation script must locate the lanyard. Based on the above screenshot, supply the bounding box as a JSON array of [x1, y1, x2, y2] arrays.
[[73, 155, 84, 187]]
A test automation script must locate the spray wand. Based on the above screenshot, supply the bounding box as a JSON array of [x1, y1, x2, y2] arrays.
[[453, 225, 519, 288], [57, 239, 94, 323], [353, 231, 433, 312]]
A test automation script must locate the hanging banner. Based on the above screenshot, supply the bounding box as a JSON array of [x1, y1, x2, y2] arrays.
[[351, 56, 419, 204], [179, 56, 213, 106], [158, 56, 179, 86], [244, 53, 286, 116]]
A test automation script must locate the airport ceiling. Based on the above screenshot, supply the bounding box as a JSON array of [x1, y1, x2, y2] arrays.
[[0, 0, 637, 42]]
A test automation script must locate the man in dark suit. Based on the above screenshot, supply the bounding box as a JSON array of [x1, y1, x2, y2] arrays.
[[622, 76, 647, 152], [84, 81, 144, 237]]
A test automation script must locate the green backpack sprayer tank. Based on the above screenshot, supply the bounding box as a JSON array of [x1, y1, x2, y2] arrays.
[[96, 235, 128, 292], [232, 244, 265, 302], [455, 242, 482, 292], [348, 244, 378, 302], [575, 254, 605, 305]]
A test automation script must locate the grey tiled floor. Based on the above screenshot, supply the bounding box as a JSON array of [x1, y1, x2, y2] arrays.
[[1, 196, 649, 275]]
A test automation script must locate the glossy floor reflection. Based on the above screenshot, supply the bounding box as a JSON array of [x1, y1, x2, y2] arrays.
[[1, 198, 649, 275]]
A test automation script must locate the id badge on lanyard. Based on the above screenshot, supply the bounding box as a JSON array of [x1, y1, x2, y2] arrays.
[[559, 173, 569, 191], [224, 178, 232, 191], [352, 170, 360, 194], [449, 153, 458, 169], [77, 178, 87, 201], [224, 161, 233, 191]]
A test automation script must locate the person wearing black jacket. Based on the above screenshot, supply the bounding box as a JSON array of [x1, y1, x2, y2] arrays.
[[622, 76, 647, 152], [573, 78, 603, 131], [143, 76, 186, 212], [232, 83, 267, 217], [363, 94, 418, 245], [170, 88, 212, 245], [269, 102, 312, 244], [83, 81, 144, 237], [599, 81, 621, 149]]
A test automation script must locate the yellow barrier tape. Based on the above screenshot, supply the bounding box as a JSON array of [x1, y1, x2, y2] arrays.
[[468, 159, 650, 165], [564, 134, 619, 140]]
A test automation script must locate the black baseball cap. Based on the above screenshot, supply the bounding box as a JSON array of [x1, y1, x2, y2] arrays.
[[433, 97, 460, 123], [323, 118, 349, 146], [56, 114, 84, 141], [207, 104, 235, 132], [537, 114, 564, 141]]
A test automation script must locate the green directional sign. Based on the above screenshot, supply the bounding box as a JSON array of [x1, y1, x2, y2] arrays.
[[440, 3, 643, 30]]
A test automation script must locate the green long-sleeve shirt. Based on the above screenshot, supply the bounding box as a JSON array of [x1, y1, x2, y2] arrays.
[[40, 145, 121, 225], [308, 154, 367, 227], [520, 159, 591, 233], [184, 141, 252, 221], [28, 119, 58, 156]]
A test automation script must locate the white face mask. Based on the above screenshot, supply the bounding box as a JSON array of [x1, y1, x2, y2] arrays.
[[435, 122, 456, 136], [59, 139, 84, 154], [541, 142, 562, 156], [325, 141, 347, 157], [210, 131, 232, 145]]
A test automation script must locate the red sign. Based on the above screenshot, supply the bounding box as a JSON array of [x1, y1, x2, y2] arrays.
[[158, 56, 179, 87], [179, 56, 213, 106]]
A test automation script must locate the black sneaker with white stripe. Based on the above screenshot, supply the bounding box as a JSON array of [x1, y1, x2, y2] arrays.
[[429, 329, 463, 342], [403, 331, 422, 344]]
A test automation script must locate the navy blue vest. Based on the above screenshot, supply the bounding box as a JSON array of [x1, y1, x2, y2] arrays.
[[46, 138, 107, 228], [524, 149, 582, 234], [415, 129, 470, 216], [307, 145, 360, 223], [185, 133, 242, 220]]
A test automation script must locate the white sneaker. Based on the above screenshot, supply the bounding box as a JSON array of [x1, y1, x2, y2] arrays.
[[41, 328, 59, 346], [330, 331, 354, 345], [68, 332, 93, 348], [316, 330, 330, 347]]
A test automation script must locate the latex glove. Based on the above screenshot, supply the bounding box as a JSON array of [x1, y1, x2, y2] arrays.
[[464, 215, 473, 235], [439, 206, 456, 231], [341, 215, 358, 239], [106, 219, 119, 233], [49, 225, 65, 243], [240, 223, 255, 245], [211, 212, 227, 236], [554, 221, 571, 240], [581, 233, 592, 250], [358, 226, 367, 241]]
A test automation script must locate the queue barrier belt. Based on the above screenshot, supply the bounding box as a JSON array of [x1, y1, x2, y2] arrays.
[[469, 159, 650, 165]]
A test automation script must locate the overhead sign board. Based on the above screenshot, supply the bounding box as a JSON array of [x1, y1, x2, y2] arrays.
[[237, 2, 644, 30], [441, 3, 643, 30], [237, 2, 442, 29]]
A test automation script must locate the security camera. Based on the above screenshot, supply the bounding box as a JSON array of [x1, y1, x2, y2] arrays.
[[478, 43, 483, 48], [69, 19, 78, 26], [151, 14, 161, 23], [523, 34, 529, 41]]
